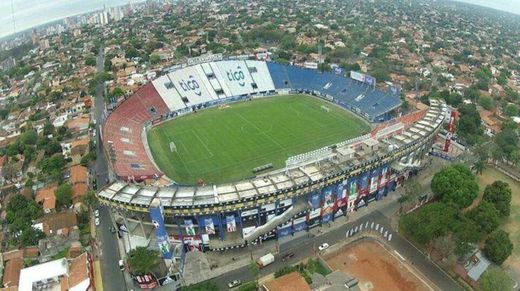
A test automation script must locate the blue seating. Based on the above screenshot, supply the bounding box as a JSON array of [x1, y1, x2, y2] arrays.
[[267, 62, 401, 122]]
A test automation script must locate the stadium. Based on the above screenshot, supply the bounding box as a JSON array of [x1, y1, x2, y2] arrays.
[[97, 56, 446, 256]]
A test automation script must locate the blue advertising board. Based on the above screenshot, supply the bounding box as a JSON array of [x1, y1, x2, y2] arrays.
[[308, 191, 321, 209], [149, 206, 173, 259]]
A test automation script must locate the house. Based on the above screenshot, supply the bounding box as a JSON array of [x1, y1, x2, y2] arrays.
[[65, 114, 90, 133], [71, 138, 90, 156], [454, 250, 491, 288], [18, 252, 93, 291], [2, 250, 24, 289], [35, 211, 78, 237], [70, 165, 89, 203], [35, 185, 57, 213]]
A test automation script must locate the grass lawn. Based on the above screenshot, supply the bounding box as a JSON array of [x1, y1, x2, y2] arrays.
[[476, 167, 520, 272], [148, 95, 370, 184]]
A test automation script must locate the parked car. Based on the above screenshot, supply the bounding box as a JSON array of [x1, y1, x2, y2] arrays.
[[228, 279, 241, 288], [95, 217, 100, 226], [282, 252, 295, 262], [318, 243, 329, 251], [119, 259, 125, 271], [94, 209, 100, 217]]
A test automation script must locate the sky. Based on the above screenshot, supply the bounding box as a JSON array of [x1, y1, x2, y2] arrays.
[[454, 0, 520, 15], [0, 0, 146, 38], [0, 0, 519, 39]]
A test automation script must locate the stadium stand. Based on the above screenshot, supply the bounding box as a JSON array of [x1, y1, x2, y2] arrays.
[[103, 59, 402, 181], [102, 83, 167, 180], [266, 62, 401, 122]]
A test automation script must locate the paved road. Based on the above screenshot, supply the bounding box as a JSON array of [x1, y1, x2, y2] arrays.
[[214, 210, 462, 291], [92, 47, 128, 291]]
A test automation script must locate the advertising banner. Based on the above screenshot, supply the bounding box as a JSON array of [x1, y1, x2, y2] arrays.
[[335, 182, 347, 209], [226, 215, 237, 232], [359, 172, 370, 196], [322, 213, 333, 223], [364, 75, 376, 86], [261, 203, 276, 213], [351, 71, 365, 82], [185, 220, 196, 236], [349, 178, 358, 200], [369, 169, 379, 194], [380, 166, 388, 187], [241, 208, 258, 217], [279, 198, 293, 207], [204, 218, 215, 235], [149, 206, 172, 259], [277, 226, 292, 238], [308, 208, 321, 220], [321, 186, 334, 216], [308, 191, 321, 209]]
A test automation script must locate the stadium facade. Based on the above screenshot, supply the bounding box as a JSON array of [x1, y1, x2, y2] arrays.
[[97, 58, 446, 255]]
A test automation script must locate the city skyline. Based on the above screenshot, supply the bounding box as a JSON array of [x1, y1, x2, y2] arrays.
[[0, 0, 146, 38]]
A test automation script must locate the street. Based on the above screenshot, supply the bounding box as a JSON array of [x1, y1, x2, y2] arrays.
[[213, 210, 462, 291], [92, 46, 128, 291]]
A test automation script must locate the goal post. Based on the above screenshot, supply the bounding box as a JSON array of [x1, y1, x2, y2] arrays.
[[321, 105, 330, 112], [170, 141, 177, 152]]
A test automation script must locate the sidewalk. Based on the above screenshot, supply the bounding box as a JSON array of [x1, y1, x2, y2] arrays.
[[94, 260, 104, 291]]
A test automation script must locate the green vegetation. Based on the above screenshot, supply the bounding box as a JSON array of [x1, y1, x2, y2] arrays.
[[55, 183, 73, 209], [238, 281, 257, 291], [456, 104, 483, 145], [126, 247, 160, 275], [401, 164, 514, 263], [6, 195, 45, 247], [480, 267, 513, 291], [482, 181, 512, 218], [181, 281, 219, 291], [484, 230, 513, 265], [148, 95, 370, 184], [431, 164, 479, 209]]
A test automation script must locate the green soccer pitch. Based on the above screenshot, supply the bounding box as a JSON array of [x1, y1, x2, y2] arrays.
[[147, 95, 371, 184]]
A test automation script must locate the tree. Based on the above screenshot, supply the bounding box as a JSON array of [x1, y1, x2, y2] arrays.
[[82, 190, 98, 210], [127, 247, 159, 275], [482, 181, 512, 218], [431, 164, 479, 209], [85, 56, 96, 67], [2, 162, 17, 182], [480, 267, 513, 291], [430, 235, 456, 268], [19, 227, 45, 247], [55, 183, 73, 209], [484, 230, 513, 265], [20, 129, 38, 145], [457, 104, 483, 145], [398, 181, 422, 213], [467, 201, 500, 234], [504, 104, 518, 117], [494, 127, 518, 160], [452, 216, 483, 258], [479, 96, 494, 110], [474, 159, 485, 175], [400, 202, 458, 245], [150, 53, 161, 65], [6, 195, 43, 234], [112, 87, 125, 97]]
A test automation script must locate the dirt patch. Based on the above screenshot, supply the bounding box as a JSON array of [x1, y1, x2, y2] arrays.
[[325, 240, 431, 291]]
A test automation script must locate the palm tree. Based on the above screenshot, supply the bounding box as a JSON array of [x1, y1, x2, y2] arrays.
[[474, 159, 486, 175]]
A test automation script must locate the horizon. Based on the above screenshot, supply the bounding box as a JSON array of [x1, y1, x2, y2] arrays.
[[0, 0, 146, 39], [0, 0, 518, 39]]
